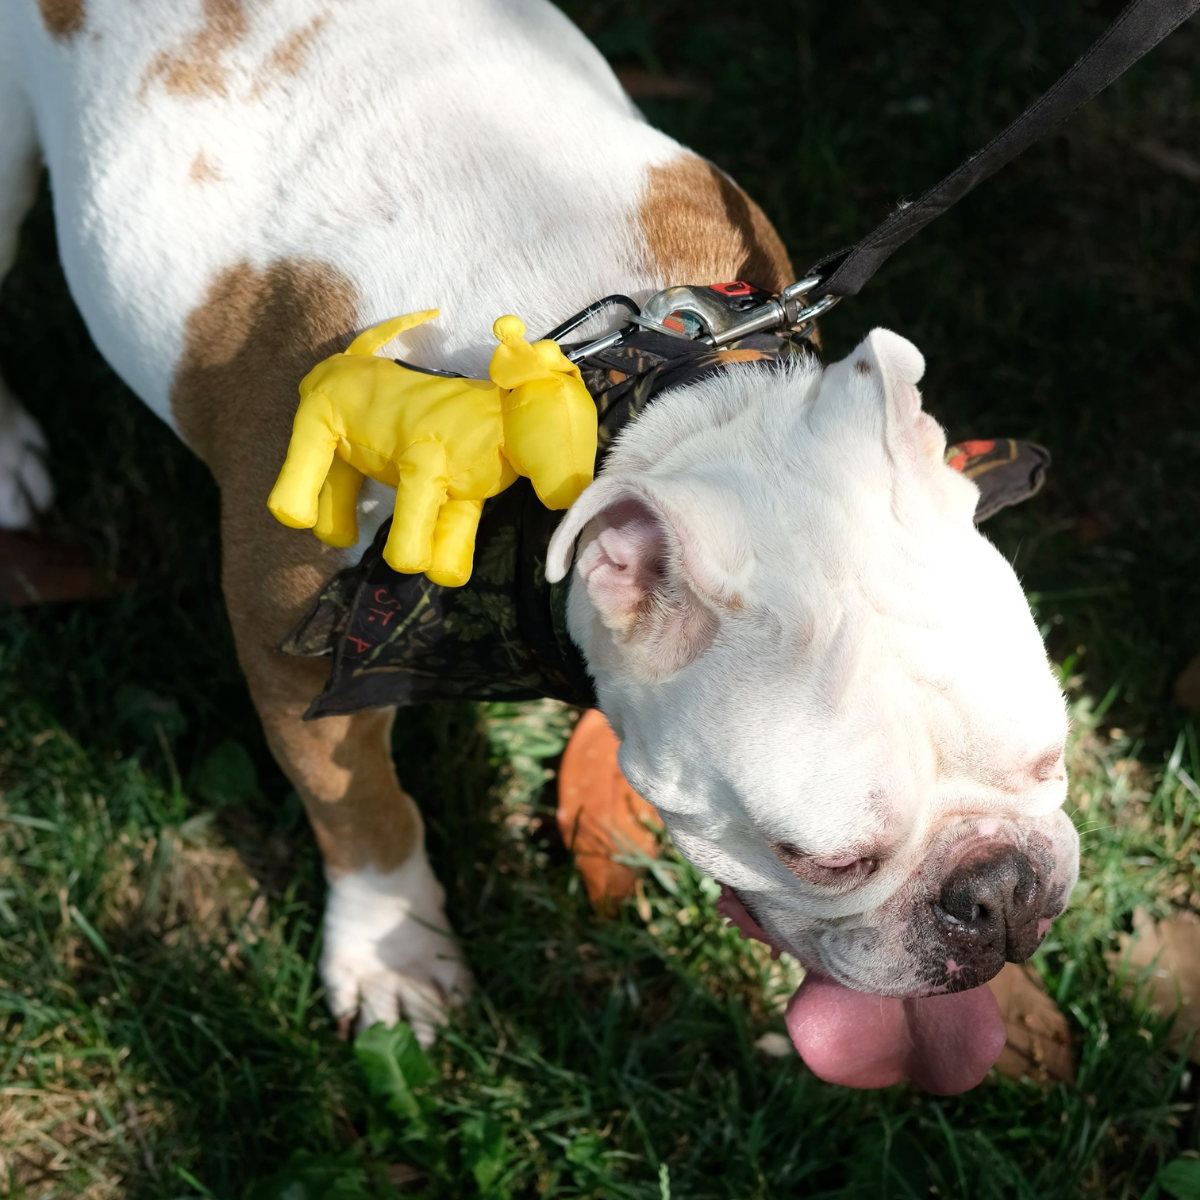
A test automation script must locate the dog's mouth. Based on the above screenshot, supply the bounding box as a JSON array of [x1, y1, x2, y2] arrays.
[[716, 886, 1005, 1094]]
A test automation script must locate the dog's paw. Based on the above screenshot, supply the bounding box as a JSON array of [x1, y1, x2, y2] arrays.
[[0, 393, 53, 529], [320, 853, 471, 1047]]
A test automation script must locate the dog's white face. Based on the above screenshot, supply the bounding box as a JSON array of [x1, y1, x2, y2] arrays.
[[548, 328, 1078, 1006]]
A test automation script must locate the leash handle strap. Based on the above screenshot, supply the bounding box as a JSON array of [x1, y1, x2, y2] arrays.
[[812, 0, 1200, 297]]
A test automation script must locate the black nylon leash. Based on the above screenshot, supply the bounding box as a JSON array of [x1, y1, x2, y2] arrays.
[[810, 0, 1200, 299], [554, 0, 1200, 368]]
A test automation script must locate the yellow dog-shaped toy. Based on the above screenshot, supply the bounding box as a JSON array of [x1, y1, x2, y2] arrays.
[[267, 310, 596, 586]]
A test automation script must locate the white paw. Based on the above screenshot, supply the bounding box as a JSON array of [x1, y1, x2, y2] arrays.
[[320, 853, 471, 1047], [0, 395, 53, 529]]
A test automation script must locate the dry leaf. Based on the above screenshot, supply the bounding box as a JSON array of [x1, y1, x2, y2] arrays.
[[986, 962, 1074, 1084], [386, 1163, 426, 1188], [1136, 139, 1200, 183], [1173, 651, 1200, 713], [1112, 909, 1200, 1061], [754, 1032, 794, 1058], [557, 709, 662, 914], [0, 529, 125, 606], [614, 66, 710, 100]]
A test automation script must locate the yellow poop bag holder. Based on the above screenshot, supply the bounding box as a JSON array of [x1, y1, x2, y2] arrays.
[[267, 309, 597, 587]]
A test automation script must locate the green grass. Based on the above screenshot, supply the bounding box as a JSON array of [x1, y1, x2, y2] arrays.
[[2, 1, 1200, 1196]]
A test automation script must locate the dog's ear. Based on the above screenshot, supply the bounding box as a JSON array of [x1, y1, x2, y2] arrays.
[[851, 329, 946, 466], [546, 477, 754, 680]]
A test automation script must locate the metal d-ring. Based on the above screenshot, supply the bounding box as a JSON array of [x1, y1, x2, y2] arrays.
[[542, 294, 640, 343]]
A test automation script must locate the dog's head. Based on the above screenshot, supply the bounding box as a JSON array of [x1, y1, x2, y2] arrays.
[[547, 329, 1077, 1060]]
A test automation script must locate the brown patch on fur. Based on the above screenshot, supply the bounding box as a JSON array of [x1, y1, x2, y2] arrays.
[[170, 259, 349, 464], [639, 154, 792, 290], [38, 0, 84, 39], [188, 151, 222, 183], [855, 359, 872, 375], [172, 260, 421, 875], [725, 592, 745, 612], [249, 15, 328, 98], [142, 0, 248, 99]]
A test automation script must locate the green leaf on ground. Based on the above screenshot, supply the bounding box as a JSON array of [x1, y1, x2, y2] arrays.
[[355, 1021, 438, 1123], [194, 738, 260, 805], [1160, 1159, 1200, 1200]]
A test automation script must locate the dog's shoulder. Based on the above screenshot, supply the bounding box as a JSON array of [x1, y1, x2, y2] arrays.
[[639, 154, 792, 294]]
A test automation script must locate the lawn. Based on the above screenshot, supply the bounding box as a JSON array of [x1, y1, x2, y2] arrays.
[[2, 1, 1200, 1196]]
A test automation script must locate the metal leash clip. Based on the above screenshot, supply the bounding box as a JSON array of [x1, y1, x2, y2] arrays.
[[561, 276, 839, 363]]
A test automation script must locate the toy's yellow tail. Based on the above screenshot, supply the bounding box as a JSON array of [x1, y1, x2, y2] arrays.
[[345, 309, 440, 356]]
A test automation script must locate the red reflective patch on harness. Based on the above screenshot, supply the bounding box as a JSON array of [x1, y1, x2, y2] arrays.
[[946, 439, 998, 473], [709, 280, 755, 296]]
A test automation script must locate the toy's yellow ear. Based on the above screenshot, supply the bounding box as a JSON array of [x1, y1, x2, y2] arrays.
[[493, 314, 526, 344], [345, 309, 440, 356], [490, 314, 581, 390]]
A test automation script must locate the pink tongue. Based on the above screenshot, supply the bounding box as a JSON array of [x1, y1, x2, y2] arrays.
[[717, 885, 1006, 1094], [785, 973, 1005, 1094]]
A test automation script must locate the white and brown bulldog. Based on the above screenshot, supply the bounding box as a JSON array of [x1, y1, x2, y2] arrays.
[[0, 0, 1077, 1090]]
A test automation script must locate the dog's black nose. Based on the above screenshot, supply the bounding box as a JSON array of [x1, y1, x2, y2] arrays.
[[938, 847, 1041, 964]]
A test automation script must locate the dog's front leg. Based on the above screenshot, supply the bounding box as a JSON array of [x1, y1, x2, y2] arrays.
[[217, 455, 470, 1046], [257, 687, 471, 1046], [0, 63, 53, 530], [0, 377, 52, 529], [171, 260, 471, 1043]]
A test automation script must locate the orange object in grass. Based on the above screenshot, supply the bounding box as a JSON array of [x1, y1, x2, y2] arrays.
[[557, 709, 662, 914]]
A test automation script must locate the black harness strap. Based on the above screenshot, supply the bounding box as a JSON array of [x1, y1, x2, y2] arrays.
[[811, 0, 1200, 298]]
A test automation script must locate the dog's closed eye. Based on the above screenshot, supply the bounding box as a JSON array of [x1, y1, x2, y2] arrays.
[[773, 842, 880, 887]]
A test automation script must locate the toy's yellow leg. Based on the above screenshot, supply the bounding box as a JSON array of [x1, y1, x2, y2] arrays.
[[314, 455, 364, 548], [383, 439, 449, 574], [267, 397, 339, 529], [426, 499, 484, 587]]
